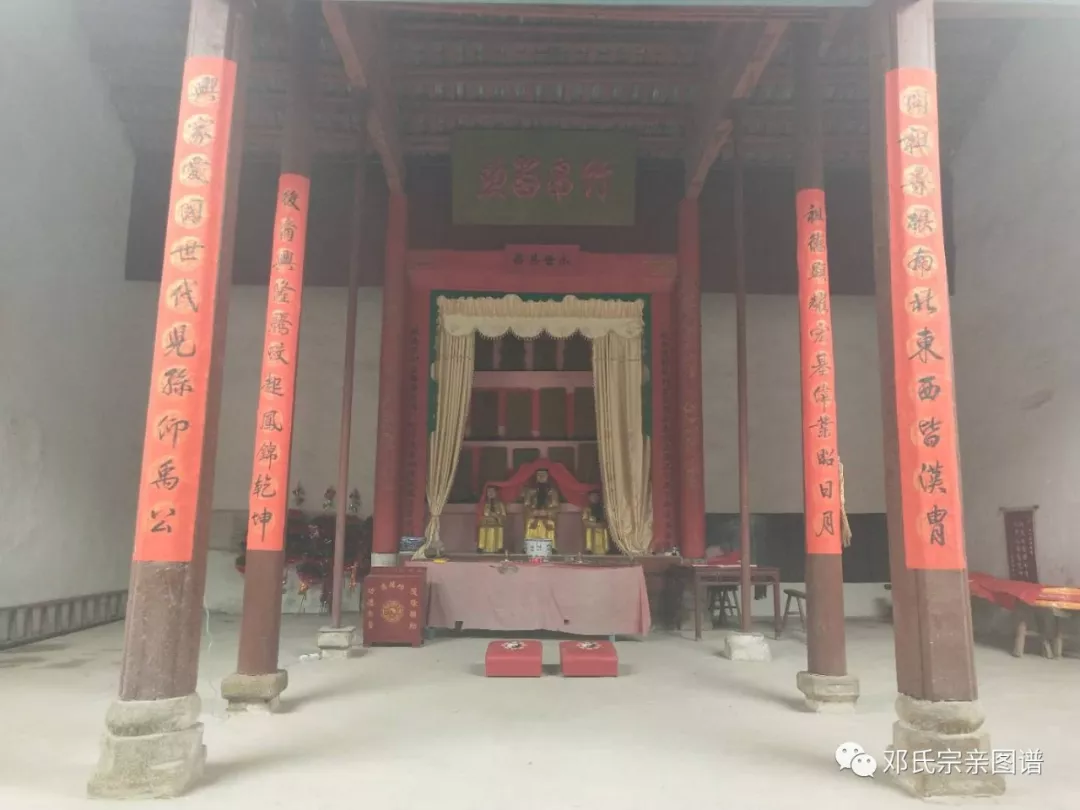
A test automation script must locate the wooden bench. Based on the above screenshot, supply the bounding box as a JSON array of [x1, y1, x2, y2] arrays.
[[780, 588, 806, 635]]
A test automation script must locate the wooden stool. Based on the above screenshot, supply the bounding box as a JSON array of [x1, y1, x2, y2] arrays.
[[1013, 606, 1055, 658], [485, 640, 543, 677], [780, 588, 806, 636], [708, 586, 740, 628], [559, 640, 618, 677]]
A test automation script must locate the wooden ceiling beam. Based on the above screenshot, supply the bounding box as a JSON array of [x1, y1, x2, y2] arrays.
[[396, 63, 700, 84], [121, 120, 867, 165], [819, 10, 847, 58], [368, 4, 824, 24], [399, 99, 690, 125], [322, 1, 405, 193], [392, 21, 710, 46], [684, 19, 788, 198]]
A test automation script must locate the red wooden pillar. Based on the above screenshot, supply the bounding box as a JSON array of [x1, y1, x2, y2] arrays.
[[868, 0, 1001, 796], [370, 193, 409, 565], [732, 112, 754, 636], [676, 199, 706, 558], [651, 291, 676, 551], [792, 23, 858, 711], [724, 110, 771, 662], [401, 284, 431, 538], [665, 292, 682, 547], [223, 1, 316, 712], [88, 0, 251, 798], [328, 105, 370, 637]]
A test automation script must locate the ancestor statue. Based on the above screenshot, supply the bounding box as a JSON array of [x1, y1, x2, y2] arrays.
[[582, 490, 611, 555], [477, 486, 507, 554], [522, 469, 560, 551]]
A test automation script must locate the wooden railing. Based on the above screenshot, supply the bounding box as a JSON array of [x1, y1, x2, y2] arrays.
[[0, 590, 127, 650]]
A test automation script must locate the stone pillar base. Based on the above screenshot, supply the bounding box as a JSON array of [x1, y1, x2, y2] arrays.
[[889, 694, 1006, 798], [88, 694, 205, 799], [370, 552, 399, 567], [221, 670, 289, 713], [317, 625, 356, 659], [724, 632, 772, 662], [796, 671, 859, 712]]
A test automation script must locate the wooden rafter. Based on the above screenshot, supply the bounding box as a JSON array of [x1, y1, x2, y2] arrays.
[[322, 1, 405, 193], [400, 99, 690, 125], [684, 20, 788, 199], [397, 64, 700, 84], [393, 21, 710, 46], [369, 4, 823, 24]]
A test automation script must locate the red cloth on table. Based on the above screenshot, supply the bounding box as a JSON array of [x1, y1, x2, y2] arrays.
[[704, 551, 741, 566], [474, 459, 597, 521], [969, 572, 1080, 611], [411, 561, 651, 636]]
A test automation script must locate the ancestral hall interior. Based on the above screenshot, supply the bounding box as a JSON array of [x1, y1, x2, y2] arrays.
[[85, 0, 1024, 573], [5, 0, 1080, 805]]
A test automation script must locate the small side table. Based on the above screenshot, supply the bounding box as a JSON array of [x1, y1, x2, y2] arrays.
[[362, 566, 427, 647], [678, 565, 782, 641]]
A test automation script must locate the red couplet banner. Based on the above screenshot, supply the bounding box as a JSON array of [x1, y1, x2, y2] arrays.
[[795, 188, 842, 555], [247, 174, 312, 552], [133, 58, 237, 562], [885, 68, 966, 571]]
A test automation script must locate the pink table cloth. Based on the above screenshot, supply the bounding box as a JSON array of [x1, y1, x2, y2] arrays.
[[409, 561, 651, 636]]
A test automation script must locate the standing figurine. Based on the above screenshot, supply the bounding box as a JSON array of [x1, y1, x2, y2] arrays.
[[582, 490, 611, 555], [523, 469, 560, 551], [477, 487, 507, 553]]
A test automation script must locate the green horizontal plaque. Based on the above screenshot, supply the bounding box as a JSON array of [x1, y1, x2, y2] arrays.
[[452, 131, 637, 227]]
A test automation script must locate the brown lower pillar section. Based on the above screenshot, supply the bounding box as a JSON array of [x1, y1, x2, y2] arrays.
[[89, 0, 252, 799], [867, 0, 1001, 796], [798, 556, 858, 710], [791, 22, 857, 711], [234, 550, 286, 674]]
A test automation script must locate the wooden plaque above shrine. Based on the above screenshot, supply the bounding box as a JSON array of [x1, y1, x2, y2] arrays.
[[452, 131, 637, 227]]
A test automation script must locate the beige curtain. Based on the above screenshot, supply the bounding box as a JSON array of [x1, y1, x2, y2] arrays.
[[414, 321, 474, 559], [439, 294, 642, 339], [593, 333, 653, 556], [415, 294, 649, 558]]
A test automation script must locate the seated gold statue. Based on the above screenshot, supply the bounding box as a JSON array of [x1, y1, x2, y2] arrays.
[[477, 486, 507, 553], [522, 469, 560, 551], [582, 490, 611, 555]]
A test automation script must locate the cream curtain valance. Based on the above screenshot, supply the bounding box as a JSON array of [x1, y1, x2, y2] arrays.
[[438, 294, 644, 340]]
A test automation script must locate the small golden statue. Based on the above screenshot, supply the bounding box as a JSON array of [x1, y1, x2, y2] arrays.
[[523, 469, 560, 551], [582, 490, 611, 555], [477, 486, 507, 554]]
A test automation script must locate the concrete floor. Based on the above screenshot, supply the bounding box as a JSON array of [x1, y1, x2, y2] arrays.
[[0, 615, 1076, 809]]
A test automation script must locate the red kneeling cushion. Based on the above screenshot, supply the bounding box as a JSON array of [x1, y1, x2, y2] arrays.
[[559, 640, 618, 677], [485, 640, 543, 677]]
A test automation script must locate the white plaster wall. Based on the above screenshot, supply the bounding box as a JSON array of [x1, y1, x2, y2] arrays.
[[210, 287, 383, 514], [951, 21, 1080, 585], [0, 0, 148, 607], [203, 288, 383, 611], [701, 294, 886, 514]]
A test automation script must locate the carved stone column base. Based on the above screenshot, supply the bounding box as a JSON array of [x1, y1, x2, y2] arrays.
[[723, 631, 772, 662], [317, 625, 356, 659], [889, 694, 1006, 798], [797, 671, 860, 712], [221, 670, 288, 713], [88, 694, 205, 799]]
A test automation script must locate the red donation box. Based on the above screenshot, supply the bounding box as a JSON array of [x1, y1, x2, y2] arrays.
[[363, 567, 427, 647]]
